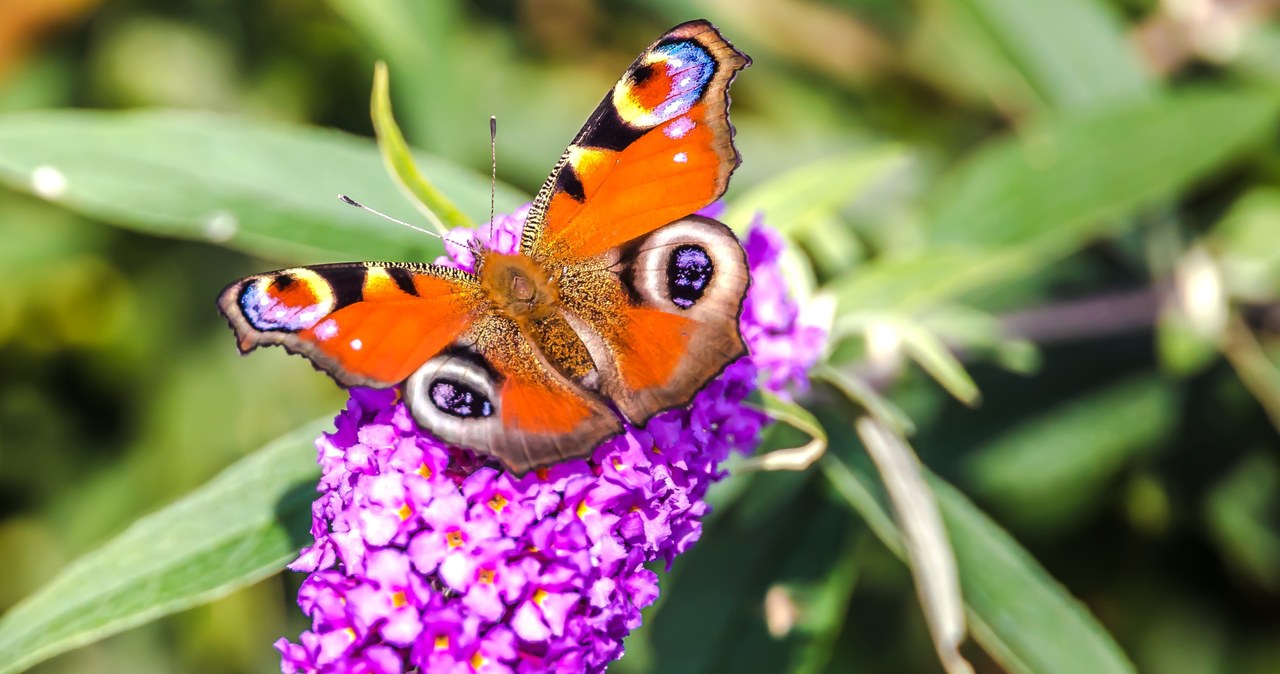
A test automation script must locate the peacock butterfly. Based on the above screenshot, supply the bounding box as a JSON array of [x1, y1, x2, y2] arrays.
[[218, 20, 751, 473]]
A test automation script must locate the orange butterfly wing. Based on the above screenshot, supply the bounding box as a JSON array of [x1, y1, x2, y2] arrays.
[[521, 19, 750, 261], [217, 263, 483, 387], [402, 314, 621, 474]]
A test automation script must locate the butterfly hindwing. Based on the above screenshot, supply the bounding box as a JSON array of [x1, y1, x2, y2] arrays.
[[217, 262, 484, 387], [403, 314, 621, 474], [521, 19, 750, 261], [556, 216, 749, 425]]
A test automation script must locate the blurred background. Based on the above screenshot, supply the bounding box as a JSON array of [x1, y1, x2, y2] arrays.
[[1, 1, 1279, 672]]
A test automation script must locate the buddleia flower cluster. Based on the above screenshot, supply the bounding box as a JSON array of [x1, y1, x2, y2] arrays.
[[276, 206, 827, 673]]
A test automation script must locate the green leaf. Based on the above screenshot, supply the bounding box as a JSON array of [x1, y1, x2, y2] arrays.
[[0, 110, 526, 263], [829, 89, 1280, 314], [934, 0, 1153, 111], [853, 418, 971, 674], [897, 321, 982, 407], [814, 364, 917, 436], [371, 61, 473, 233], [0, 419, 327, 674], [821, 422, 1136, 674], [964, 376, 1176, 529], [928, 89, 1280, 252], [1204, 452, 1280, 592], [722, 145, 912, 233]]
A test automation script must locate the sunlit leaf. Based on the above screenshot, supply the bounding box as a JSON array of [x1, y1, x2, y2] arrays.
[[898, 321, 982, 407], [829, 88, 1280, 314], [0, 419, 326, 674], [0, 110, 526, 264]]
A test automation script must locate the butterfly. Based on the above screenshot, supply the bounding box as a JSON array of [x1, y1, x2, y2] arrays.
[[218, 20, 751, 474]]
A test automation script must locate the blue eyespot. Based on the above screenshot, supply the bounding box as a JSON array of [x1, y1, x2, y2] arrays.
[[668, 245, 714, 309], [430, 379, 493, 418]]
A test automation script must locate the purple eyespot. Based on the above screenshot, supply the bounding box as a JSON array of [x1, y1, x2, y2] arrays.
[[668, 244, 714, 309], [429, 380, 493, 418]]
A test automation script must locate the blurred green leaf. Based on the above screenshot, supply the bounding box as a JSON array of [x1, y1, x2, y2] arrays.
[[371, 61, 473, 233], [0, 110, 525, 264], [831, 89, 1280, 314], [928, 88, 1280, 251], [898, 321, 982, 407], [0, 419, 325, 674], [964, 376, 1176, 529], [723, 145, 911, 233], [815, 364, 917, 436], [1214, 186, 1280, 302], [932, 0, 1152, 111], [1156, 305, 1219, 377], [1205, 452, 1280, 592], [325, 0, 471, 158], [854, 417, 971, 674], [821, 425, 1136, 674]]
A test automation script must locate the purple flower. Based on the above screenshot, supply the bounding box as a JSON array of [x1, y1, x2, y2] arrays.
[[276, 206, 826, 673]]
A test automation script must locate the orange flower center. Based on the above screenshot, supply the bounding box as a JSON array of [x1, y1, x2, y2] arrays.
[[446, 530, 465, 548]]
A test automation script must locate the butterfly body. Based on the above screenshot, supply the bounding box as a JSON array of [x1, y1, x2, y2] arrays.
[[220, 20, 751, 473]]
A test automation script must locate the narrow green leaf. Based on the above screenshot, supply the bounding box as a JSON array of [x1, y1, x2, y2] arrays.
[[372, 61, 473, 233], [854, 418, 971, 674], [1204, 452, 1280, 592], [821, 423, 1136, 674], [0, 419, 327, 674], [0, 110, 526, 263], [897, 322, 982, 407], [814, 364, 916, 436]]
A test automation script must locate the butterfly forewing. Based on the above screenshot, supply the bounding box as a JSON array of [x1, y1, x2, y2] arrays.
[[521, 19, 751, 261], [218, 263, 483, 387]]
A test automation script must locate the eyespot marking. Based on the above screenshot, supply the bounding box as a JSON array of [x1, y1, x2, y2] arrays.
[[430, 379, 494, 418], [668, 244, 714, 309], [238, 269, 334, 332]]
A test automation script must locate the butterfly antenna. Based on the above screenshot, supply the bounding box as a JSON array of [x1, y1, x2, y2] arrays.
[[464, 116, 498, 259], [489, 115, 497, 226], [338, 194, 444, 241]]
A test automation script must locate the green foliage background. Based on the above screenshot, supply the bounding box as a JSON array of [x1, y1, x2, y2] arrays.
[[1, 1, 1278, 672]]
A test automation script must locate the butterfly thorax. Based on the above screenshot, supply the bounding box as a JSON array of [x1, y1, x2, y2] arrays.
[[478, 252, 559, 321], [478, 251, 597, 383]]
